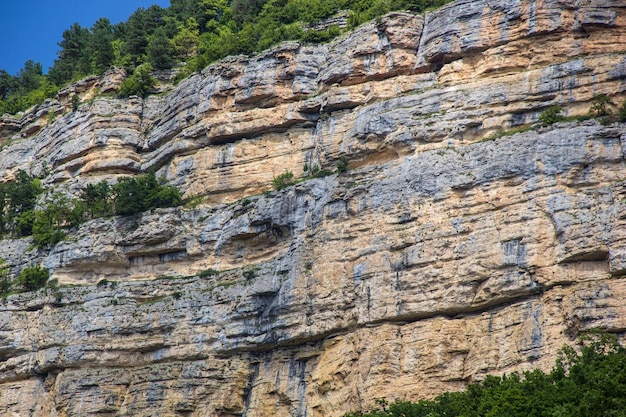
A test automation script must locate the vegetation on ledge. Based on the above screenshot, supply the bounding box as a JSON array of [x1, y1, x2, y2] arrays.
[[0, 261, 51, 296], [0, 170, 183, 249]]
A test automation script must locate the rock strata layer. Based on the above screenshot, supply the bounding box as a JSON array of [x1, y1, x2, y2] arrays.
[[1, 0, 626, 416]]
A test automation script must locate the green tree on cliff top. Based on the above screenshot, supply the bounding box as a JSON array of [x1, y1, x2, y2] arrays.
[[1, 0, 457, 114]]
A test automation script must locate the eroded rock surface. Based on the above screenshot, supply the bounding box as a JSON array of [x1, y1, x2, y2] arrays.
[[1, 0, 626, 416]]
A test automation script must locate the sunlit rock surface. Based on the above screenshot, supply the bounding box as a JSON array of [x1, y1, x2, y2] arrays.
[[1, 0, 626, 415]]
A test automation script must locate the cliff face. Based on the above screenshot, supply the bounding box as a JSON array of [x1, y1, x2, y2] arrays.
[[1, 0, 626, 416]]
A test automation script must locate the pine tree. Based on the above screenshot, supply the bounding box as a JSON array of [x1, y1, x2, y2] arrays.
[[48, 23, 92, 85], [147, 27, 175, 69], [91, 18, 115, 74]]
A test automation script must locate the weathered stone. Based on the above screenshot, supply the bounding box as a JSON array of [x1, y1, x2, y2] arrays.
[[0, 0, 626, 416]]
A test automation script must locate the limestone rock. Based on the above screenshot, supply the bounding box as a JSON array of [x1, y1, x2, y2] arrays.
[[0, 0, 626, 416]]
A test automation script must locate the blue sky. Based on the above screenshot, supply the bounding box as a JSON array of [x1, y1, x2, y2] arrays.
[[0, 0, 171, 75]]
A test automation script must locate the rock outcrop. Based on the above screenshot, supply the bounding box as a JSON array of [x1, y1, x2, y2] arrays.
[[1, 0, 626, 416]]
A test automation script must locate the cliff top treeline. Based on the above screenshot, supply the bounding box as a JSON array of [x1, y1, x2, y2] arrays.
[[0, 0, 452, 115]]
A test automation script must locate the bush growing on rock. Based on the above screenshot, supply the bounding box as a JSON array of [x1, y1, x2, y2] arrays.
[[0, 262, 52, 295], [117, 63, 156, 98], [15, 209, 37, 237], [78, 180, 114, 220], [199, 268, 220, 278], [589, 94, 614, 118], [113, 171, 183, 216], [31, 193, 82, 248], [0, 259, 10, 295], [0, 170, 43, 237], [0, 170, 183, 248], [71, 94, 81, 111], [14, 266, 49, 292], [272, 171, 296, 190], [305, 164, 334, 178], [538, 105, 564, 126], [337, 156, 350, 173]]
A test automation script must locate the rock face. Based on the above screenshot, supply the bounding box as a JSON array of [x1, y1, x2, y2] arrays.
[[1, 0, 626, 416]]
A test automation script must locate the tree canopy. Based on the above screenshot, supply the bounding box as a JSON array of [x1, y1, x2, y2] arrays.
[[0, 0, 455, 115]]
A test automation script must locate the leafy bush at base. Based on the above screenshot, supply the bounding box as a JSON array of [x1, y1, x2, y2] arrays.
[[344, 332, 626, 417]]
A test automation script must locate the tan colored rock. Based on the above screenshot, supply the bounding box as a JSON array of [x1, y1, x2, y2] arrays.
[[1, 0, 626, 416]]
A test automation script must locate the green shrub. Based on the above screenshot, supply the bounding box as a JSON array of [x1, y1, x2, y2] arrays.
[[14, 266, 49, 292], [272, 171, 296, 190], [199, 268, 220, 278], [243, 268, 258, 280], [305, 164, 334, 178], [336, 156, 350, 173], [79, 180, 114, 220], [538, 105, 564, 126], [71, 94, 81, 111], [314, 168, 334, 178], [15, 209, 36, 237], [148, 184, 184, 208], [96, 278, 110, 287], [0, 170, 43, 237], [301, 25, 341, 44], [118, 63, 155, 98], [0, 69, 58, 116], [113, 175, 146, 216], [589, 94, 614, 118], [31, 193, 81, 248], [113, 171, 183, 216], [32, 212, 66, 248]]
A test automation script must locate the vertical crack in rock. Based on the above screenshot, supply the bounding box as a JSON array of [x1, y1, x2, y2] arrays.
[[243, 362, 260, 416]]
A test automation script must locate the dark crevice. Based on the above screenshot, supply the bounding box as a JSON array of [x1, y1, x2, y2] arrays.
[[242, 362, 260, 416], [559, 250, 609, 264]]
